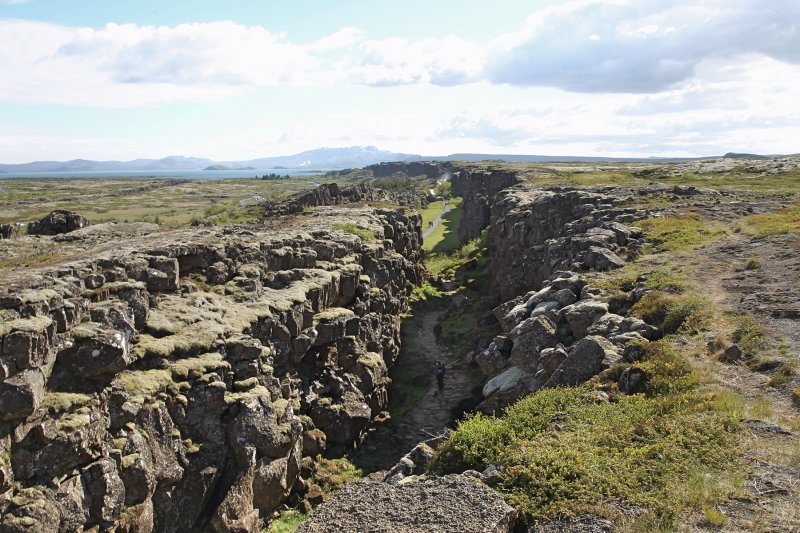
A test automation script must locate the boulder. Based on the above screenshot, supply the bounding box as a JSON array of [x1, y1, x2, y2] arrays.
[[0, 224, 19, 240], [28, 210, 88, 235], [0, 369, 45, 421], [545, 336, 617, 388], [618, 367, 649, 394], [562, 300, 609, 338], [509, 316, 557, 371]]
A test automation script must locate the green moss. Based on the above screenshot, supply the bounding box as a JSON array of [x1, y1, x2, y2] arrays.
[[356, 352, 384, 369], [183, 439, 201, 454], [312, 457, 363, 497], [121, 453, 140, 469], [113, 368, 174, 404], [41, 392, 94, 414], [0, 315, 53, 337], [332, 223, 376, 241], [233, 377, 259, 391], [313, 307, 355, 323], [56, 413, 91, 431]]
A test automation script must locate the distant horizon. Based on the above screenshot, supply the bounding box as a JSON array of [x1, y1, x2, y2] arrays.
[[1, 145, 795, 168]]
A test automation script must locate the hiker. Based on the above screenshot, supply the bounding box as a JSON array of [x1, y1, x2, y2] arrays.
[[436, 361, 446, 390], [433, 323, 442, 344]]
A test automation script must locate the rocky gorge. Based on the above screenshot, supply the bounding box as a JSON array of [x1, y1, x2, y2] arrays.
[[2, 158, 798, 532], [0, 189, 423, 531]]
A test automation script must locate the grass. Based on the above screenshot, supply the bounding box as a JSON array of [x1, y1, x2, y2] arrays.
[[426, 228, 487, 277], [420, 197, 463, 252], [331, 223, 376, 241], [738, 206, 800, 237], [429, 340, 741, 525], [632, 216, 725, 253], [265, 510, 308, 533], [630, 292, 714, 334]]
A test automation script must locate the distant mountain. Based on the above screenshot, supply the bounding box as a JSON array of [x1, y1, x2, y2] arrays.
[[0, 147, 421, 174], [0, 156, 215, 173], [1, 147, 788, 175], [224, 146, 421, 169]]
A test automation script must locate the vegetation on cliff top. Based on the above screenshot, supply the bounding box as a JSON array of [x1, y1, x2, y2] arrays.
[[430, 338, 742, 527]]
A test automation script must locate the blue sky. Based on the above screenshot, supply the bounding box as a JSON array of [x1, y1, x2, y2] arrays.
[[1, 0, 799, 162]]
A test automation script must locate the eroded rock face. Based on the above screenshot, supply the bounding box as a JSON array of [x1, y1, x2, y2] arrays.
[[489, 186, 646, 300], [0, 205, 423, 532], [476, 269, 659, 412], [27, 210, 89, 236], [451, 169, 521, 245], [263, 183, 399, 218]]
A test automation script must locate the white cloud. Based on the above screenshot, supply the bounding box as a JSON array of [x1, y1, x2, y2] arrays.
[[486, 0, 800, 93], [1, 1, 799, 108]]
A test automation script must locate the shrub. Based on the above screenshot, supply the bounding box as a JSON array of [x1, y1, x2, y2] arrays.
[[430, 345, 738, 522], [744, 256, 761, 270], [631, 292, 713, 334]]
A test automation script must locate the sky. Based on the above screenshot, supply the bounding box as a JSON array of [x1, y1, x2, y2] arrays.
[[1, 0, 799, 162]]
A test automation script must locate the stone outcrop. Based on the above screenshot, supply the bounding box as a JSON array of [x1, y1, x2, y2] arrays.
[[450, 169, 521, 244], [488, 186, 646, 300], [27, 210, 89, 236], [0, 225, 18, 240], [298, 474, 517, 533], [367, 161, 443, 179], [475, 270, 659, 412], [262, 183, 396, 218], [0, 205, 423, 532]]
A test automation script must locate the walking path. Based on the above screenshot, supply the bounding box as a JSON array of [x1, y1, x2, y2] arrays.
[[422, 202, 450, 239], [351, 301, 476, 472]]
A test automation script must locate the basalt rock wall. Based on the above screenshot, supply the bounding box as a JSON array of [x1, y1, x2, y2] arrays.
[[367, 162, 444, 179], [450, 169, 521, 245], [489, 186, 646, 300], [263, 183, 395, 218], [0, 207, 423, 532]]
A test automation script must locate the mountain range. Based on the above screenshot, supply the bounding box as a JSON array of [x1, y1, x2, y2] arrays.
[[0, 146, 790, 174]]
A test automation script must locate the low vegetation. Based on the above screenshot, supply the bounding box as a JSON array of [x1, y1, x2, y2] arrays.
[[264, 510, 307, 533], [331, 222, 376, 241], [738, 206, 800, 237], [632, 215, 725, 253], [430, 340, 742, 526]]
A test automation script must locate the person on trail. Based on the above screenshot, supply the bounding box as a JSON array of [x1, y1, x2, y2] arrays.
[[436, 361, 446, 390], [433, 323, 442, 345]]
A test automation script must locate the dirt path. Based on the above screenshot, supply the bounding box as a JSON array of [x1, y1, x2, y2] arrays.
[[392, 309, 474, 451], [351, 305, 477, 472], [422, 202, 451, 239]]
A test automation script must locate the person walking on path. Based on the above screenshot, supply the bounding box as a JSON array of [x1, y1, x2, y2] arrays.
[[433, 323, 442, 345], [436, 361, 446, 390]]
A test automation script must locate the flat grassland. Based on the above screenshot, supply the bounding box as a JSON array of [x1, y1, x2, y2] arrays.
[[0, 176, 340, 227]]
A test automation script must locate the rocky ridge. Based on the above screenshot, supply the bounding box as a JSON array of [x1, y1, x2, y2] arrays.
[[0, 200, 423, 531]]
